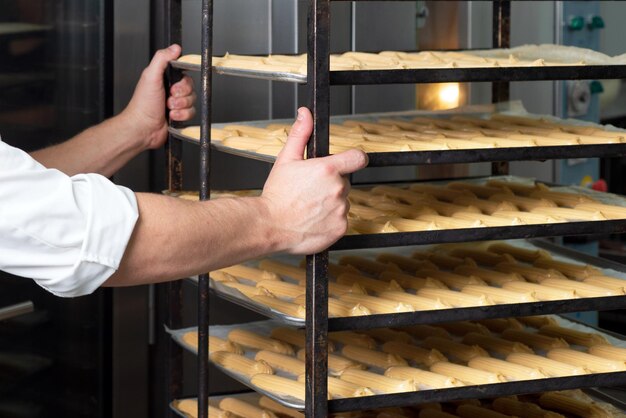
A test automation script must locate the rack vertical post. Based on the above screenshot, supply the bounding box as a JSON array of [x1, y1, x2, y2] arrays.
[[306, 0, 331, 417], [162, 0, 183, 416], [491, 0, 511, 176], [198, 0, 214, 417]]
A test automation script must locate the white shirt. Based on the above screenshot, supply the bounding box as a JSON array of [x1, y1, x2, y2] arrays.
[[0, 138, 138, 297]]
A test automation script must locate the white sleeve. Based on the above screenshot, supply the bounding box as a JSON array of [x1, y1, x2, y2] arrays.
[[0, 139, 139, 297]]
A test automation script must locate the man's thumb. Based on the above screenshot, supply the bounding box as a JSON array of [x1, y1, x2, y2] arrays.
[[143, 45, 182, 81], [275, 108, 313, 164]]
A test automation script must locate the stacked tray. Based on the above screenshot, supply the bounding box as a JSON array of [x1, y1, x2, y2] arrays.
[[171, 390, 626, 418], [170, 316, 626, 412], [190, 239, 626, 330], [168, 109, 626, 166], [170, 44, 626, 85], [166, 176, 626, 249]]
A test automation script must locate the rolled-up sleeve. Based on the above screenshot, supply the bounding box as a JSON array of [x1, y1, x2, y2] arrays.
[[0, 139, 138, 297]]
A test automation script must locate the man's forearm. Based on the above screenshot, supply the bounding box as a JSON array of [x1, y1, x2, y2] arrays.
[[30, 114, 148, 177], [105, 193, 285, 287]]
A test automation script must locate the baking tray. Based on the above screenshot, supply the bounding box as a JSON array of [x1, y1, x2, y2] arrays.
[[169, 53, 626, 86], [170, 389, 626, 418], [168, 106, 626, 167], [190, 239, 626, 331], [169, 316, 626, 412]]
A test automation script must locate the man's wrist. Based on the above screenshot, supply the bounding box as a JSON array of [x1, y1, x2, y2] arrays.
[[116, 109, 155, 152]]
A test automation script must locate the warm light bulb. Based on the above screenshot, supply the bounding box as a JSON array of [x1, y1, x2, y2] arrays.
[[438, 83, 460, 109]]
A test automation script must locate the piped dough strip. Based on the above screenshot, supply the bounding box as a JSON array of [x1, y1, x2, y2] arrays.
[[365, 328, 414, 344], [538, 392, 613, 418], [251, 295, 306, 319], [533, 258, 602, 280], [477, 318, 525, 333], [218, 398, 278, 418], [227, 329, 294, 355], [220, 265, 280, 283], [530, 206, 607, 221], [255, 351, 306, 376], [462, 332, 533, 355], [448, 248, 510, 266], [210, 351, 274, 378], [339, 369, 417, 394], [491, 397, 565, 418], [338, 273, 405, 294], [539, 325, 609, 347], [506, 353, 589, 377], [421, 336, 490, 362], [495, 262, 568, 283], [270, 328, 337, 352], [258, 259, 306, 282], [462, 285, 538, 304], [385, 366, 464, 389], [329, 331, 378, 349], [454, 265, 524, 287], [518, 316, 558, 328], [576, 202, 626, 220], [491, 210, 564, 225], [453, 196, 518, 215], [379, 291, 452, 311], [436, 321, 491, 336], [256, 280, 305, 299], [222, 282, 273, 299], [489, 193, 557, 211], [340, 255, 402, 275], [487, 242, 551, 262], [403, 324, 452, 340], [382, 341, 448, 366], [341, 345, 408, 369], [588, 345, 626, 367], [584, 275, 626, 293], [377, 253, 439, 274], [340, 293, 414, 314], [501, 329, 569, 351], [419, 409, 459, 418], [430, 362, 506, 385], [296, 349, 365, 375], [379, 272, 448, 291], [418, 288, 494, 308], [468, 357, 547, 381], [502, 281, 577, 301], [417, 252, 466, 269], [250, 374, 306, 401], [540, 279, 623, 297], [258, 397, 304, 418], [417, 269, 486, 290], [546, 348, 626, 373], [456, 404, 511, 418]]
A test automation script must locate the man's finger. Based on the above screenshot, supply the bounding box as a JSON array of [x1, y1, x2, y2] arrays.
[[275, 107, 313, 164], [144, 44, 182, 81], [171, 75, 194, 97], [323, 149, 369, 176]]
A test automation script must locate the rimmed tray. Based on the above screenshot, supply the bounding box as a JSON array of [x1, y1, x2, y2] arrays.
[[169, 316, 626, 412], [167, 106, 626, 167], [190, 239, 626, 331], [170, 389, 626, 417]]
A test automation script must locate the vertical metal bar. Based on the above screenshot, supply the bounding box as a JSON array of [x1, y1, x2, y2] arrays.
[[163, 1, 184, 417], [306, 0, 330, 417], [199, 0, 213, 417], [491, 0, 511, 176]]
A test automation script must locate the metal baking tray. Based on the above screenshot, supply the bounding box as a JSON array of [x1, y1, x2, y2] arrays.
[[170, 389, 626, 417], [169, 316, 626, 412], [167, 106, 626, 167], [189, 239, 626, 331], [169, 59, 626, 86]]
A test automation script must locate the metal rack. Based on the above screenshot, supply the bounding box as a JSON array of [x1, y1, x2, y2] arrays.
[[161, 1, 626, 418]]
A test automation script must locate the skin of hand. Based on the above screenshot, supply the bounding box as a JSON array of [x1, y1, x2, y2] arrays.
[[261, 107, 368, 254], [107, 108, 368, 286], [30, 44, 196, 177], [121, 43, 196, 150]]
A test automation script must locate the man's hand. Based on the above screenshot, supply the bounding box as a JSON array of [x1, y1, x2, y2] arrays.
[[261, 108, 368, 255], [122, 44, 196, 151]]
